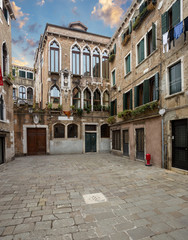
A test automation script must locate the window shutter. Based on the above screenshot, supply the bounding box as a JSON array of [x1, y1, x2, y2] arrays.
[[154, 73, 159, 100], [129, 21, 132, 34], [110, 101, 113, 116], [134, 86, 139, 108], [152, 23, 156, 51], [128, 54, 131, 73], [141, 39, 145, 62], [161, 12, 169, 34], [130, 89, 132, 109], [146, 32, 149, 56], [114, 43, 116, 54], [143, 79, 150, 104], [123, 93, 127, 111], [172, 0, 180, 27], [139, 2, 145, 14], [115, 99, 117, 115], [175, 62, 181, 92]]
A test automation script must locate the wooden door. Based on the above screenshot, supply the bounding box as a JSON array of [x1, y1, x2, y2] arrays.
[[85, 133, 96, 152], [172, 119, 188, 170], [0, 137, 4, 164], [136, 128, 144, 160], [123, 130, 129, 156], [27, 128, 46, 155]]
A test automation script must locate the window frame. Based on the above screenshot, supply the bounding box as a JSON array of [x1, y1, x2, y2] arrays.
[[73, 87, 81, 109], [83, 46, 91, 76], [54, 123, 65, 138], [72, 45, 81, 75], [103, 90, 110, 108], [27, 71, 33, 80], [93, 48, 100, 78], [68, 124, 78, 138], [50, 41, 60, 73], [19, 86, 26, 99], [124, 52, 131, 76], [102, 50, 109, 79], [112, 130, 121, 151], [0, 95, 4, 121], [83, 88, 91, 109], [93, 89, 101, 109], [101, 124, 110, 138], [19, 70, 26, 78], [136, 37, 145, 65], [111, 68, 116, 86]]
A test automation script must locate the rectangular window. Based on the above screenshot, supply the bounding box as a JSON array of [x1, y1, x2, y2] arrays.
[[146, 23, 156, 56], [137, 38, 145, 64], [12, 69, 15, 76], [125, 54, 131, 75], [19, 70, 26, 78], [169, 61, 181, 95], [112, 130, 121, 150], [102, 57, 109, 79], [112, 69, 116, 85], [161, 0, 180, 34], [134, 83, 143, 107], [123, 90, 132, 110], [27, 72, 33, 80], [85, 125, 96, 131], [13, 88, 16, 99], [111, 99, 117, 116]]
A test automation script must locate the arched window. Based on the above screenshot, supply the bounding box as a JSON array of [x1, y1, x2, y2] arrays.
[[72, 45, 80, 75], [73, 87, 81, 109], [103, 91, 109, 108], [50, 85, 60, 103], [54, 124, 65, 138], [94, 89, 101, 111], [101, 124, 110, 138], [68, 124, 78, 138], [27, 88, 33, 100], [93, 48, 100, 77], [0, 96, 4, 120], [84, 88, 91, 109], [19, 86, 26, 99], [2, 43, 8, 76], [50, 41, 59, 73], [83, 47, 91, 76], [102, 51, 109, 79]]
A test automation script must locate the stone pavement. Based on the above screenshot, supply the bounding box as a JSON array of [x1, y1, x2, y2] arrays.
[[0, 153, 188, 240]]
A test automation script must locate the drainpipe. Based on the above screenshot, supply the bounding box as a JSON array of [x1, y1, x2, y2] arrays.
[[159, 109, 166, 168]]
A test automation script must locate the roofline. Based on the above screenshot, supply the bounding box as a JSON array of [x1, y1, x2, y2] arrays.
[[45, 23, 111, 39], [5, 0, 16, 20]]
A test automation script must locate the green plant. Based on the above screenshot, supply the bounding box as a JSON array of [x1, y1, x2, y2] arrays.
[[76, 108, 83, 116], [70, 105, 75, 110], [118, 110, 132, 119], [58, 104, 62, 111], [109, 54, 115, 62], [103, 106, 110, 112], [84, 105, 91, 114], [47, 103, 52, 110], [94, 105, 102, 111], [107, 116, 116, 125]]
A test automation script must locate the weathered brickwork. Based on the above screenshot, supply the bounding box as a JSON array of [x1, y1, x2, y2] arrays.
[[0, 1, 15, 163]]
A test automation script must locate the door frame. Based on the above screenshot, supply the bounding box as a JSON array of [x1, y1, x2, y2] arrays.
[[123, 129, 129, 156], [0, 136, 5, 164], [83, 123, 99, 153], [135, 126, 145, 161], [23, 125, 49, 154]]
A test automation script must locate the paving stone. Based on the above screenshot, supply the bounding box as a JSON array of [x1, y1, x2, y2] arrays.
[[94, 212, 115, 220], [109, 232, 130, 240], [114, 220, 134, 231], [14, 211, 31, 219], [53, 218, 75, 229], [127, 227, 155, 240], [149, 222, 173, 234], [169, 228, 188, 240], [2, 226, 15, 236], [35, 221, 52, 230], [13, 223, 34, 234]]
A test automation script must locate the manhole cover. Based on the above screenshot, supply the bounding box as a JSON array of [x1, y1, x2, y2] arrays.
[[83, 193, 107, 204]]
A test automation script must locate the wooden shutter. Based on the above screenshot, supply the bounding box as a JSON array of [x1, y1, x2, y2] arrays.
[[129, 21, 132, 34], [130, 89, 133, 109], [161, 12, 169, 34], [141, 39, 145, 62], [126, 55, 130, 74], [172, 0, 180, 27], [115, 99, 117, 115], [114, 43, 116, 54], [123, 93, 127, 111], [143, 79, 150, 104], [154, 73, 159, 100], [110, 101, 113, 116], [152, 23, 156, 51], [134, 86, 139, 108]]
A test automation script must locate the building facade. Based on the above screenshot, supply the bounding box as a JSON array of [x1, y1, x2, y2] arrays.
[[14, 22, 111, 156], [0, 0, 15, 164], [108, 0, 188, 170], [12, 65, 34, 105]]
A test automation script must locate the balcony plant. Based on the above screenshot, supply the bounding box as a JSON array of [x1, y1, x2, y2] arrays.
[[107, 116, 116, 125], [122, 34, 131, 46], [109, 53, 115, 63]]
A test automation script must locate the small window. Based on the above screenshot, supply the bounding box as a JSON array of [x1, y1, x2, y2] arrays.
[[54, 124, 65, 138], [19, 70, 26, 78], [12, 69, 16, 76], [169, 61, 181, 95], [123, 90, 132, 110], [68, 124, 78, 138], [112, 130, 121, 150], [125, 54, 131, 75], [102, 51, 109, 79], [147, 23, 156, 56], [101, 124, 110, 138], [0, 96, 4, 120], [27, 72, 33, 80], [93, 48, 100, 78], [112, 70, 116, 85], [19, 86, 26, 99], [85, 125, 96, 131], [137, 38, 145, 64], [72, 45, 80, 75], [27, 88, 33, 100], [111, 99, 117, 116]]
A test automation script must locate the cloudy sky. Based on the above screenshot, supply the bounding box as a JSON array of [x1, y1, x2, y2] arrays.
[[11, 0, 132, 67]]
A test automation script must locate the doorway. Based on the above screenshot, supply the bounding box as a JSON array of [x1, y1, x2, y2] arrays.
[[85, 133, 96, 153], [123, 130, 129, 156], [136, 128, 144, 160]]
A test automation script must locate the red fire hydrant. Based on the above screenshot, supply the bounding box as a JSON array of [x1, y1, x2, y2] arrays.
[[146, 154, 152, 166]]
